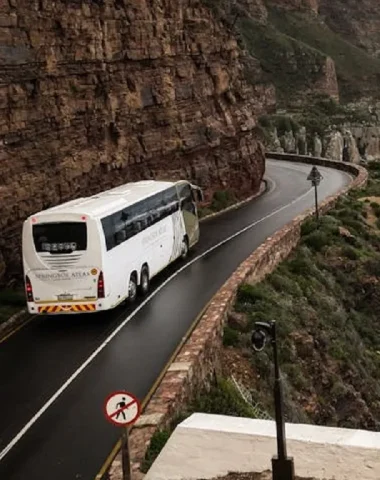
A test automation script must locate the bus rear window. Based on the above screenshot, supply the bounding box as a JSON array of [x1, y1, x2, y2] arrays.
[[32, 222, 87, 253]]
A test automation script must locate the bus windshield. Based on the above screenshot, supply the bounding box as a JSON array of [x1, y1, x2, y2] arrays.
[[32, 222, 87, 253]]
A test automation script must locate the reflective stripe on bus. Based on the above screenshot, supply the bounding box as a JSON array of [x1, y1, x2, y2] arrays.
[[38, 304, 96, 313]]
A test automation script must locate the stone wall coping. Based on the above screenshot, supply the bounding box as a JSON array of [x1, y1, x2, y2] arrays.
[[145, 414, 380, 480]]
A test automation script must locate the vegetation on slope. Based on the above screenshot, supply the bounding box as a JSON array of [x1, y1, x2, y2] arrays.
[[202, 1, 380, 105], [237, 16, 329, 107], [224, 161, 380, 430], [267, 7, 380, 102]]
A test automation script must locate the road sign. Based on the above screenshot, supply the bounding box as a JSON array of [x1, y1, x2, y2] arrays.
[[104, 391, 141, 427], [307, 166, 322, 186]]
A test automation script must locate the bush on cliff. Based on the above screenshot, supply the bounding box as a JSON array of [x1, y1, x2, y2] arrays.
[[0, 288, 25, 325], [229, 162, 380, 429]]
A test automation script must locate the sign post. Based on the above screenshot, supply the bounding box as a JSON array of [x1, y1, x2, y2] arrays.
[[307, 166, 323, 221], [104, 391, 142, 480]]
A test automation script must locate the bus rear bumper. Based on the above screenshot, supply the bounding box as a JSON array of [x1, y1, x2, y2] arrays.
[[28, 303, 100, 314]]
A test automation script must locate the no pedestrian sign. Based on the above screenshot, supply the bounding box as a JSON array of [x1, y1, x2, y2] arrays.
[[104, 391, 141, 427]]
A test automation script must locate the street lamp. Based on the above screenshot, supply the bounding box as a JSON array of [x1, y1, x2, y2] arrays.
[[251, 321, 295, 480], [307, 165, 323, 221]]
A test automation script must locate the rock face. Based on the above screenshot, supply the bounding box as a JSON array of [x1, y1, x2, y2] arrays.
[[319, 0, 380, 58], [240, 0, 268, 23], [238, 0, 339, 108], [266, 124, 361, 163], [324, 130, 344, 162], [0, 0, 266, 284], [351, 125, 380, 161]]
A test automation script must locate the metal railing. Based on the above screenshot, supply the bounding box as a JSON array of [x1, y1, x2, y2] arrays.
[[230, 375, 273, 421]]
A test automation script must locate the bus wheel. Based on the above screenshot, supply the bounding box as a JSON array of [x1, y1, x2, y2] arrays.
[[180, 237, 189, 260], [128, 273, 138, 303], [139, 266, 150, 296]]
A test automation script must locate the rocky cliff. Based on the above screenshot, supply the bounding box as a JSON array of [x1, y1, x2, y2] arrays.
[[233, 0, 380, 163], [0, 0, 267, 284], [234, 0, 380, 105], [319, 0, 380, 59]]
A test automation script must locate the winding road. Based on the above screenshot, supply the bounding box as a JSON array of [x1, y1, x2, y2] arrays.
[[0, 159, 352, 480]]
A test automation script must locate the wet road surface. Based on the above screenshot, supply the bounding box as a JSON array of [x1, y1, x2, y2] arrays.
[[0, 160, 352, 480]]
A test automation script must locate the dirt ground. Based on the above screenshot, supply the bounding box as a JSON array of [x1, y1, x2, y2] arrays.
[[201, 472, 317, 480]]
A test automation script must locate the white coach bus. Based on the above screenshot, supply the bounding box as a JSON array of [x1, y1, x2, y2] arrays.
[[22, 180, 203, 315]]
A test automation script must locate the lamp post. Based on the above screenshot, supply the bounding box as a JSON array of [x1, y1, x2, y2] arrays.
[[251, 321, 295, 480], [307, 166, 323, 221]]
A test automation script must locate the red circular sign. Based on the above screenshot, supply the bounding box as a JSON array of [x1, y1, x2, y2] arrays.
[[103, 390, 141, 427]]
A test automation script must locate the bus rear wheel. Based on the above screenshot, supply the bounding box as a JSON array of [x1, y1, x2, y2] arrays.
[[139, 266, 150, 296], [128, 273, 138, 303]]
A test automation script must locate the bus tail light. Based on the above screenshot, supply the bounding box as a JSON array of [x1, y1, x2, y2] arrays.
[[25, 275, 34, 302], [97, 271, 105, 298]]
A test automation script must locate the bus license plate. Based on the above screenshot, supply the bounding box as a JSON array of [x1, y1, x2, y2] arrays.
[[58, 294, 73, 301]]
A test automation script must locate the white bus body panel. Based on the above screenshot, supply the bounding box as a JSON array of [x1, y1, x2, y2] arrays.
[[103, 210, 186, 309]]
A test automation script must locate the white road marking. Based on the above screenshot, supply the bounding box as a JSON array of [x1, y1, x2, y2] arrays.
[[0, 163, 352, 462]]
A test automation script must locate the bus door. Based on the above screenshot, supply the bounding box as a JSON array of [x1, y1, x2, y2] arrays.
[[178, 183, 199, 247]]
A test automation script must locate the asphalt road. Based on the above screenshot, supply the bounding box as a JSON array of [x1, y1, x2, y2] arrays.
[[0, 159, 352, 480]]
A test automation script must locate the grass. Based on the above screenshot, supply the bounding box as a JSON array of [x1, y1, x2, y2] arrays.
[[229, 162, 380, 429], [0, 288, 25, 325]]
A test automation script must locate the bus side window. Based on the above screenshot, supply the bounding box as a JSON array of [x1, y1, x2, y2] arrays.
[[163, 187, 179, 215], [179, 184, 196, 214], [101, 216, 116, 251]]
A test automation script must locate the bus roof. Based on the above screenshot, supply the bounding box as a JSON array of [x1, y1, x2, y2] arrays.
[[32, 180, 179, 219]]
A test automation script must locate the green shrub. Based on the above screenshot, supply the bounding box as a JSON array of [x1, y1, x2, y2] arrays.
[[211, 190, 236, 211], [371, 203, 380, 217], [364, 258, 380, 276], [301, 218, 318, 236], [223, 326, 240, 347], [341, 246, 360, 260], [141, 429, 171, 473], [193, 377, 257, 418], [236, 283, 272, 305], [269, 273, 302, 297], [287, 252, 314, 274], [0, 289, 25, 307], [303, 230, 333, 251]]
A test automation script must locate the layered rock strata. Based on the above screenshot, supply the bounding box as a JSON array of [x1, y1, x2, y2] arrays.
[[0, 0, 266, 283]]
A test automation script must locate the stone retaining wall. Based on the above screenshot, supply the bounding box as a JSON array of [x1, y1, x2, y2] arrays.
[[107, 155, 368, 480]]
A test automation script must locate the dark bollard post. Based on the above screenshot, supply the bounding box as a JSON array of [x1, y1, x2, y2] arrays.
[[251, 321, 295, 480]]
